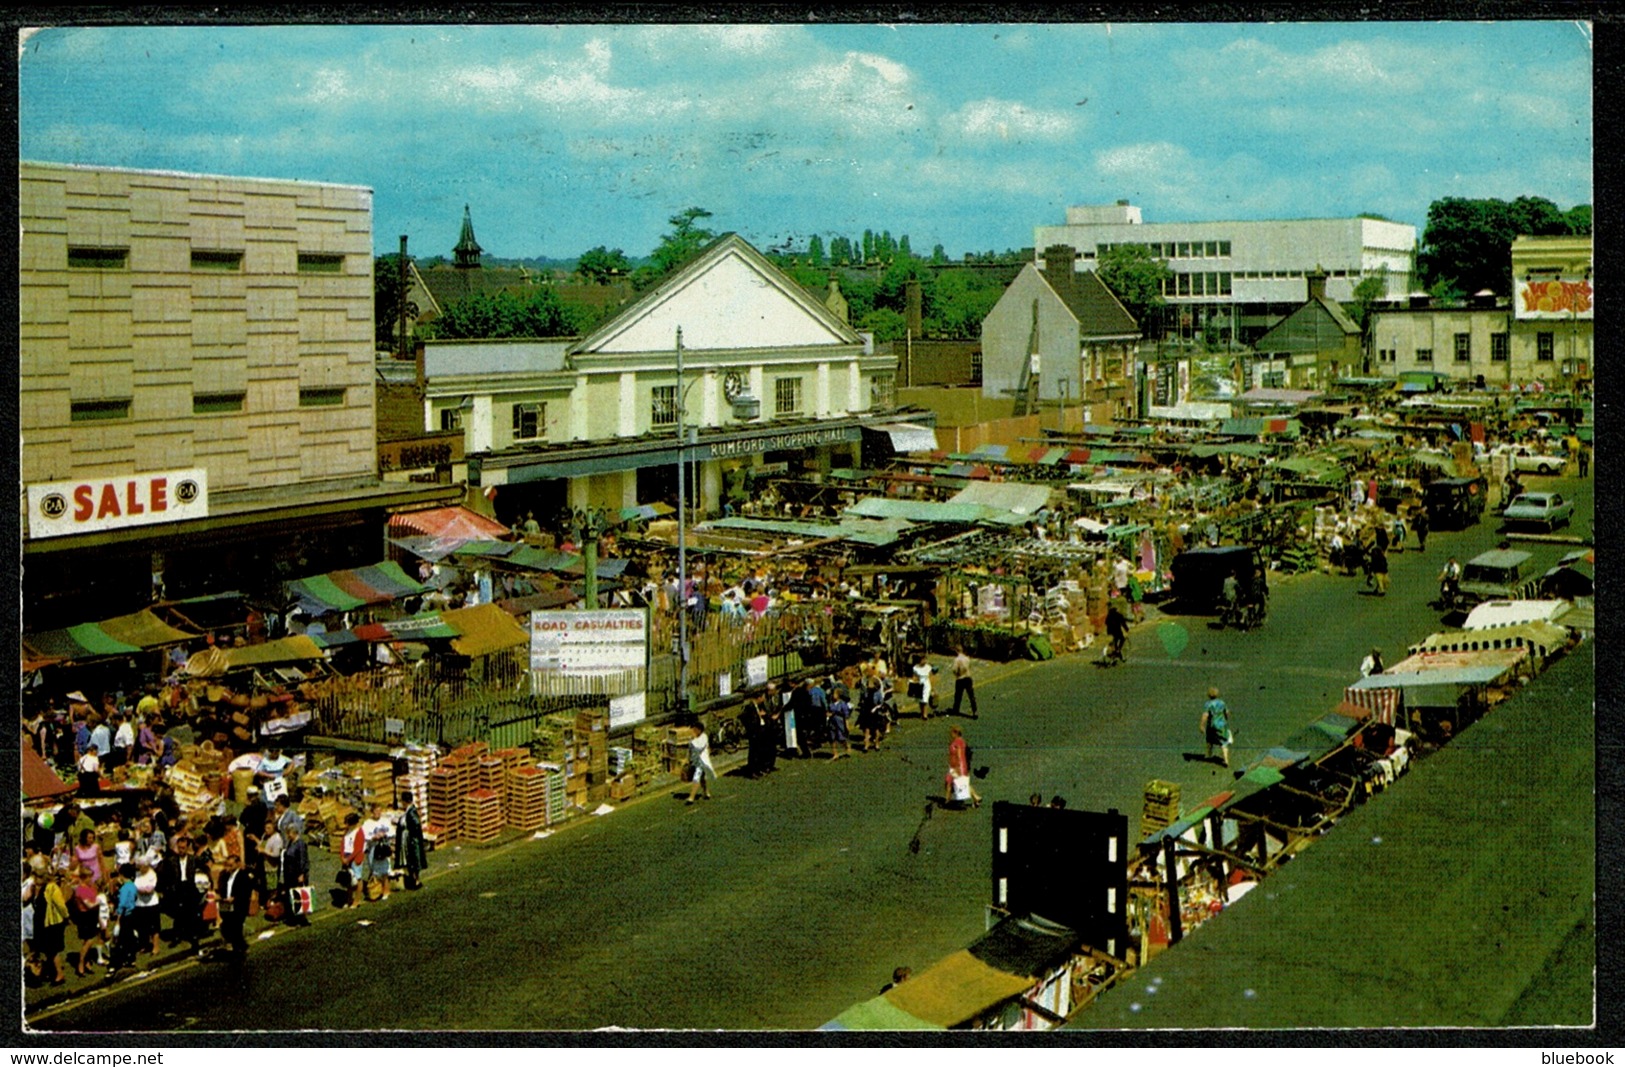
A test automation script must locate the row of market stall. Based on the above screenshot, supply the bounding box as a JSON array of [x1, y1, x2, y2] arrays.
[[819, 591, 1590, 1032]]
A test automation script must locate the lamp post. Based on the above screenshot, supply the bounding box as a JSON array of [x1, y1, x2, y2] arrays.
[[676, 327, 689, 716]]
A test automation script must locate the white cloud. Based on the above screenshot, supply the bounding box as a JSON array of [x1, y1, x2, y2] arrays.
[[945, 98, 1078, 143]]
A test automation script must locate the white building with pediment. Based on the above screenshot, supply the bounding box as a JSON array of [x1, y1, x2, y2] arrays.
[[405, 234, 917, 524]]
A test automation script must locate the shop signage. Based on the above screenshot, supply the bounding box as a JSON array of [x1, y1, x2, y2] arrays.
[[529, 609, 649, 674], [608, 691, 647, 729], [745, 655, 770, 688], [707, 425, 858, 459], [379, 432, 465, 474], [27, 468, 207, 540], [1515, 276, 1593, 321]]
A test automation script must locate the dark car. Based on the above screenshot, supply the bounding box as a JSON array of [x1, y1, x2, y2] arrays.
[[1169, 545, 1268, 617], [1423, 475, 1487, 529]]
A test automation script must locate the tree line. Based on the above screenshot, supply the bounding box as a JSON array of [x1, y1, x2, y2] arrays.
[[377, 194, 1589, 348]]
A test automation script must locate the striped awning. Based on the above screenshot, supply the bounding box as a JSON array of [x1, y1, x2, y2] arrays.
[[285, 561, 427, 616], [24, 609, 198, 665], [1342, 685, 1401, 726]]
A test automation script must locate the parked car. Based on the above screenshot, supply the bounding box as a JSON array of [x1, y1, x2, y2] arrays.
[[1490, 443, 1568, 475], [1423, 475, 1487, 529], [1458, 549, 1535, 605], [1502, 492, 1575, 531]]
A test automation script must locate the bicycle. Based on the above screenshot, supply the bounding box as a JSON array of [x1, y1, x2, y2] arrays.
[[711, 709, 748, 755]]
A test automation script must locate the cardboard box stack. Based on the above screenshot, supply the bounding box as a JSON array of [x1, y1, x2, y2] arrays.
[[532, 714, 577, 769], [398, 744, 439, 814], [663, 725, 698, 777], [631, 726, 664, 784], [166, 761, 218, 822], [577, 710, 610, 806], [538, 762, 568, 825], [1142, 779, 1181, 840], [346, 760, 396, 811]]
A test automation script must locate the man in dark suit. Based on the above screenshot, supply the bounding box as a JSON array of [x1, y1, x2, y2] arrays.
[[280, 823, 311, 927], [214, 851, 255, 961], [161, 833, 207, 954]]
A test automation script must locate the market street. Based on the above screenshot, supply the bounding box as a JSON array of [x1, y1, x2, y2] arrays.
[[32, 474, 1593, 1032]]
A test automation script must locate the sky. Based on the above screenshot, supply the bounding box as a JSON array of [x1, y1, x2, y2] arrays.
[[18, 19, 1595, 262]]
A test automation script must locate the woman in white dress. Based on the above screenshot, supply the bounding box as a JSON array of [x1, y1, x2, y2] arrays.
[[912, 654, 934, 721]]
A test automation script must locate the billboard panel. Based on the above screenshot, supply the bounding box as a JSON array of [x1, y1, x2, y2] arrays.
[[26, 468, 208, 540], [1515, 277, 1593, 321], [529, 609, 649, 674]]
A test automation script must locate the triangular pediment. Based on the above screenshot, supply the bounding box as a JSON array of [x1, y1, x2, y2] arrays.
[[573, 235, 862, 355]]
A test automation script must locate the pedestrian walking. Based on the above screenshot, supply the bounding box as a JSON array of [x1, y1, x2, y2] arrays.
[[1412, 507, 1429, 552], [683, 717, 716, 804], [949, 645, 978, 718], [395, 796, 427, 891], [1578, 444, 1590, 478], [1360, 646, 1385, 678], [1370, 542, 1390, 596], [1200, 687, 1233, 769], [858, 674, 887, 752], [280, 823, 311, 925], [213, 852, 254, 962], [911, 653, 934, 720], [743, 690, 774, 778], [826, 681, 853, 759], [944, 725, 981, 809]]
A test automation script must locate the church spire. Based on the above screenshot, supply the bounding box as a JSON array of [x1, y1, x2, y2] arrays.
[[453, 204, 483, 269]]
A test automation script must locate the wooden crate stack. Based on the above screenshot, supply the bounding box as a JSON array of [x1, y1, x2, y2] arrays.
[[426, 765, 465, 840], [504, 766, 551, 832], [493, 747, 530, 812], [538, 762, 568, 825], [662, 725, 699, 777], [1142, 779, 1181, 840], [631, 726, 664, 784], [345, 760, 395, 811], [461, 788, 504, 845]]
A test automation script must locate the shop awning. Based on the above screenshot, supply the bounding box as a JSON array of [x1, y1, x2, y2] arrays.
[[285, 561, 427, 616], [388, 505, 511, 542], [880, 949, 1035, 1029], [440, 603, 530, 658], [23, 742, 75, 800], [1410, 622, 1570, 660], [819, 996, 943, 1031], [869, 422, 940, 454], [24, 609, 199, 665], [182, 636, 327, 677], [967, 913, 1080, 978]]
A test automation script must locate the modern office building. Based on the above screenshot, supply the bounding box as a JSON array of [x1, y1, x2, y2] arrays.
[[1034, 201, 1415, 344], [20, 161, 455, 627]]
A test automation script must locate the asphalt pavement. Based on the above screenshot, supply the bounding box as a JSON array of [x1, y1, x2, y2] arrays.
[[27, 471, 1596, 1034]]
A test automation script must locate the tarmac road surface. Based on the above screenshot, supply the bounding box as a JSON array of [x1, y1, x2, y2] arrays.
[[31, 473, 1595, 1033]]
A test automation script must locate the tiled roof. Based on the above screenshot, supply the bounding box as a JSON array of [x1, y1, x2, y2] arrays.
[[1040, 268, 1140, 338]]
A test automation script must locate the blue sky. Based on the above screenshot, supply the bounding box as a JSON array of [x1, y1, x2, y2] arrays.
[[19, 20, 1593, 261]]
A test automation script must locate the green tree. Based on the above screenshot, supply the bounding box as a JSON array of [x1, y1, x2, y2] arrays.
[[428, 286, 578, 339], [1349, 267, 1389, 333], [899, 235, 911, 257], [862, 229, 875, 263], [575, 246, 631, 285], [1096, 244, 1172, 338], [374, 254, 417, 350], [1419, 195, 1575, 297], [931, 243, 947, 265], [807, 234, 825, 267], [637, 206, 717, 290], [857, 306, 907, 342], [1565, 204, 1592, 234], [927, 268, 1003, 340]]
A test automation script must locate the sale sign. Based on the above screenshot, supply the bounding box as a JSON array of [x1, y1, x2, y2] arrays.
[[26, 468, 208, 539]]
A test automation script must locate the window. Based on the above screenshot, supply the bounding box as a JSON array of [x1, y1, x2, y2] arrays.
[[1415, 348, 1433, 364], [512, 402, 544, 440], [1491, 333, 1509, 362], [1454, 333, 1471, 363], [1262, 370, 1286, 388], [440, 408, 463, 432], [298, 387, 346, 407], [969, 351, 983, 384], [1536, 332, 1555, 361], [1205, 241, 1218, 257], [1219, 241, 1232, 257], [1218, 273, 1232, 296], [774, 377, 803, 415], [651, 385, 678, 427], [68, 246, 128, 270], [70, 398, 131, 422], [193, 392, 245, 414], [191, 250, 243, 272], [297, 253, 345, 274]]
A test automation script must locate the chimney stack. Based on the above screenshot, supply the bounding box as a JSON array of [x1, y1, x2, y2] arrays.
[[1306, 267, 1328, 301], [1043, 245, 1077, 295]]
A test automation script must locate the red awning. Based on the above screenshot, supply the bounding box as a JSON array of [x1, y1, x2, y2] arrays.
[[389, 506, 510, 541], [23, 742, 74, 801]]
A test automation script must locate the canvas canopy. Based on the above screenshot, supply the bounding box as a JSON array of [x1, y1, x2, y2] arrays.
[[948, 480, 1054, 518], [25, 609, 198, 666], [441, 603, 529, 658], [388, 505, 510, 542], [285, 562, 427, 616], [869, 422, 940, 454], [819, 996, 942, 1031], [23, 743, 75, 800], [1410, 621, 1570, 660], [967, 913, 1079, 978], [880, 949, 1035, 1028]]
